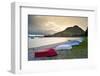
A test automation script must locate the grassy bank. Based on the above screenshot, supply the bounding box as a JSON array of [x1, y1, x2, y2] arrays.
[[65, 37, 88, 59]]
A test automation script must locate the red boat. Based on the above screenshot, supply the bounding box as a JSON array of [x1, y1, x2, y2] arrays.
[[34, 48, 57, 57]]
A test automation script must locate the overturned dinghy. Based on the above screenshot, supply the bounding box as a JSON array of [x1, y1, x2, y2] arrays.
[[55, 44, 72, 50], [75, 38, 83, 42], [55, 39, 82, 50], [34, 48, 57, 57], [64, 40, 81, 46]]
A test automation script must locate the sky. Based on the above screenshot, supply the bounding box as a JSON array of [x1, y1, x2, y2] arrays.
[[28, 15, 88, 35]]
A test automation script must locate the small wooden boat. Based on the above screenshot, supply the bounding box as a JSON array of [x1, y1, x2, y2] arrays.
[[64, 40, 80, 46], [55, 44, 72, 50], [34, 48, 57, 57]]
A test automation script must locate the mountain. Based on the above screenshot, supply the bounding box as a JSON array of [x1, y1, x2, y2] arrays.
[[45, 25, 85, 37], [85, 28, 88, 36]]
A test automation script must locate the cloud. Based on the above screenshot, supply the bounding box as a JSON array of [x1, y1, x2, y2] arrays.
[[28, 15, 88, 35]]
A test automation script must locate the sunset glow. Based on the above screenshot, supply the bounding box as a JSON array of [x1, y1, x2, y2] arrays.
[[28, 15, 88, 35]]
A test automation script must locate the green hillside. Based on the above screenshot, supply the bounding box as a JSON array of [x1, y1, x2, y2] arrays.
[[45, 25, 86, 37]]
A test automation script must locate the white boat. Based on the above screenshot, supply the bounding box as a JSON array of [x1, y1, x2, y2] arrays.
[[55, 44, 72, 50]]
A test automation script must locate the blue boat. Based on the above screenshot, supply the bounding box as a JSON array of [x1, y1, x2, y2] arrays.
[[64, 40, 81, 46]]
